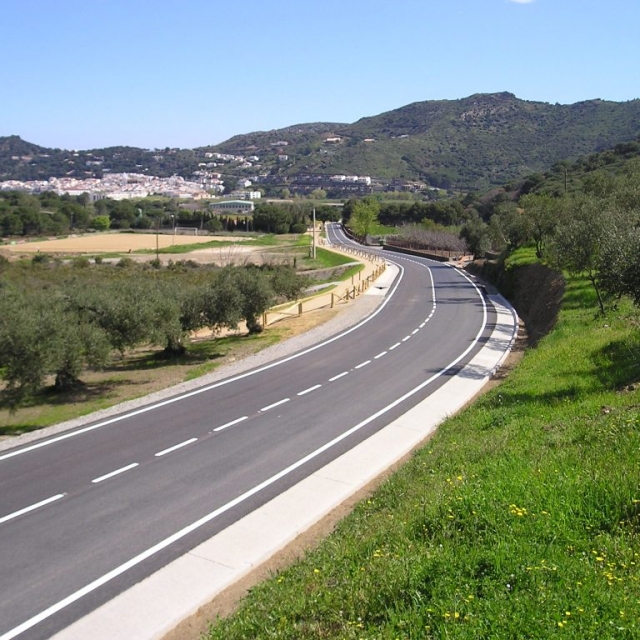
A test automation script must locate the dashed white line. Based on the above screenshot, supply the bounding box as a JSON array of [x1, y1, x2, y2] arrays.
[[260, 398, 290, 412], [213, 416, 248, 432], [355, 360, 371, 369], [0, 494, 66, 525], [374, 351, 387, 359], [402, 336, 411, 342], [411, 328, 419, 335], [297, 385, 322, 396], [420, 322, 426, 328], [329, 371, 349, 382], [389, 342, 401, 351], [91, 463, 139, 484], [154, 438, 198, 457]]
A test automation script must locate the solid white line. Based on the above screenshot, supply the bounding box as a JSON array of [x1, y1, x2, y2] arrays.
[[260, 398, 290, 412], [374, 351, 387, 359], [297, 385, 322, 397], [154, 438, 198, 457], [0, 275, 488, 640], [0, 494, 66, 526], [389, 342, 401, 350], [0, 264, 405, 464], [355, 360, 371, 369], [329, 372, 349, 382], [213, 416, 248, 433], [91, 463, 139, 484]]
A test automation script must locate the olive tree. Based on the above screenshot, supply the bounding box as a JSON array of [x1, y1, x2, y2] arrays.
[[546, 195, 609, 314]]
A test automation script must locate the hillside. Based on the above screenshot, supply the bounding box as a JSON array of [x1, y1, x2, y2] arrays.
[[211, 93, 640, 189], [515, 138, 640, 197], [2, 93, 640, 190], [202, 251, 640, 639]]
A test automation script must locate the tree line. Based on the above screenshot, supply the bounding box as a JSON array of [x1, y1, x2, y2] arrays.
[[0, 259, 308, 408], [476, 159, 640, 313]]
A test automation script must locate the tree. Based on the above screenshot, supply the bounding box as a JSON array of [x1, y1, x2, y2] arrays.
[[0, 290, 55, 407], [460, 212, 490, 257], [349, 198, 380, 239], [69, 280, 155, 354], [202, 270, 244, 333], [0, 289, 110, 405], [224, 266, 276, 334], [598, 206, 640, 305], [519, 193, 559, 258], [315, 205, 341, 223], [253, 204, 293, 234], [91, 215, 111, 231], [546, 194, 609, 314], [488, 202, 530, 253]]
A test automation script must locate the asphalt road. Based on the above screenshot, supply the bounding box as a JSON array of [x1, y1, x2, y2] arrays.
[[0, 228, 495, 640]]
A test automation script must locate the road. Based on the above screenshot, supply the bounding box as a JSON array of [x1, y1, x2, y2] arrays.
[[0, 227, 497, 640]]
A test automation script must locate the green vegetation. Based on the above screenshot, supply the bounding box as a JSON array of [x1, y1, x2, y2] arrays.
[[0, 260, 308, 408], [212, 93, 640, 190], [4, 95, 640, 191], [204, 251, 640, 639]]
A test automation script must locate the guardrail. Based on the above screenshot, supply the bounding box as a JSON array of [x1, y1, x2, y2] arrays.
[[262, 250, 386, 327]]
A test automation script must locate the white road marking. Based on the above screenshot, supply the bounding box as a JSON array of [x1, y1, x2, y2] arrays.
[[297, 385, 322, 396], [402, 336, 411, 342], [260, 398, 290, 412], [389, 342, 401, 350], [412, 328, 419, 335], [91, 463, 139, 484], [154, 438, 198, 457], [0, 263, 405, 464], [329, 372, 349, 382], [0, 282, 488, 640], [0, 252, 496, 640], [355, 360, 371, 369], [374, 351, 387, 359], [420, 322, 426, 328], [0, 494, 66, 526], [213, 416, 248, 433]]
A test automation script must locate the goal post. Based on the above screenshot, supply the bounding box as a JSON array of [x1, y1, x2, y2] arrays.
[[174, 226, 199, 236]]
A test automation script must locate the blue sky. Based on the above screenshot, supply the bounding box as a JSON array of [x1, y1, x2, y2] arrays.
[[2, 0, 638, 150]]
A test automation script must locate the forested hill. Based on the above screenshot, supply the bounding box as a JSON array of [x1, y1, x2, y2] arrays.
[[2, 93, 640, 189], [210, 93, 640, 189]]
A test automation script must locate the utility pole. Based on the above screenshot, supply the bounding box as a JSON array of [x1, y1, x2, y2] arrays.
[[311, 207, 317, 259]]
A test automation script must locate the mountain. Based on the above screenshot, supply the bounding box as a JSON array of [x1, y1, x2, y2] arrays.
[[208, 93, 640, 189], [2, 93, 640, 190]]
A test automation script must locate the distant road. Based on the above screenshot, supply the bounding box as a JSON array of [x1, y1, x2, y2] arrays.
[[0, 227, 495, 640]]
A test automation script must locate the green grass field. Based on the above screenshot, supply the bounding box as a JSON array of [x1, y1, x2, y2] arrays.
[[205, 250, 640, 639]]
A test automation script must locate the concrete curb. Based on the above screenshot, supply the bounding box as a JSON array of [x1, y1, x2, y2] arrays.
[[52, 293, 518, 640]]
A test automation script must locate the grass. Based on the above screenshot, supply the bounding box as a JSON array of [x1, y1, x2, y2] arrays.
[[132, 233, 308, 255], [204, 253, 640, 639], [0, 242, 367, 434]]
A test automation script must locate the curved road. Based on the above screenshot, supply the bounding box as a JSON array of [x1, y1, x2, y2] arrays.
[[0, 227, 497, 640]]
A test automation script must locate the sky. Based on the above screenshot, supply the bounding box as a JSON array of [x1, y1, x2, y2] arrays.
[[2, 0, 639, 151]]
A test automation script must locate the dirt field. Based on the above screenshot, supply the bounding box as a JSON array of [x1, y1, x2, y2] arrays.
[[2, 233, 245, 254]]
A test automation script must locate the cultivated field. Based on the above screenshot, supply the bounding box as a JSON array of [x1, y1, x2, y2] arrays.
[[3, 233, 244, 254]]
